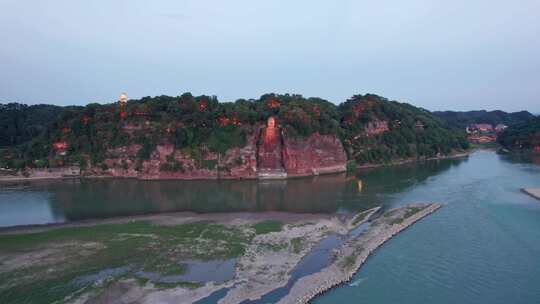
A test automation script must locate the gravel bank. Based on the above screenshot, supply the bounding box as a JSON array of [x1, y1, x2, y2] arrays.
[[277, 203, 442, 304]]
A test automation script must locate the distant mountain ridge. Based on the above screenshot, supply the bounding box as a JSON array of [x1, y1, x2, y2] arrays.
[[433, 110, 534, 129]]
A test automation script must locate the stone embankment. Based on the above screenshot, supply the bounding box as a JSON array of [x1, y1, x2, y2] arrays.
[[522, 188, 540, 201], [0, 167, 80, 182], [277, 203, 442, 304]]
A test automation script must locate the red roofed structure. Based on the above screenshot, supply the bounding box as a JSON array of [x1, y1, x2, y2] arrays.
[[468, 123, 494, 133], [198, 99, 208, 112], [266, 99, 281, 109], [218, 116, 230, 127], [231, 117, 241, 126], [53, 141, 69, 151]]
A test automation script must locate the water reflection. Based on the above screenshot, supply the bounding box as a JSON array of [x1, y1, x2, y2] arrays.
[[0, 190, 65, 226], [498, 152, 540, 166], [44, 175, 368, 220], [344, 157, 467, 210], [0, 157, 466, 227]]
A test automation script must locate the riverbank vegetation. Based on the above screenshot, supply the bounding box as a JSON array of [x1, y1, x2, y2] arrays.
[[252, 220, 284, 235]]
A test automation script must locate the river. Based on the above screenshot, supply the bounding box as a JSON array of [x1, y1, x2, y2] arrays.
[[316, 150, 540, 304], [0, 155, 461, 227], [1, 151, 540, 303]]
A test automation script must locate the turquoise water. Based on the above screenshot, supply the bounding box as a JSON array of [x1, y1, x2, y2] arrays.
[[239, 223, 371, 304], [315, 151, 540, 304]]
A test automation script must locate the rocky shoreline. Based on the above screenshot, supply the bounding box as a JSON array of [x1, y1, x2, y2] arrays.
[[277, 203, 442, 304], [0, 150, 470, 183]]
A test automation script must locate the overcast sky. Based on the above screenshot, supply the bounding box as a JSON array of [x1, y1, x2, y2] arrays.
[[1, 0, 539, 112]]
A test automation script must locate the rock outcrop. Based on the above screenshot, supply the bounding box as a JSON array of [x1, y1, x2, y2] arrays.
[[84, 127, 347, 180], [95, 128, 346, 180], [282, 132, 347, 177], [257, 117, 287, 179], [255, 117, 347, 179], [7, 123, 347, 181]]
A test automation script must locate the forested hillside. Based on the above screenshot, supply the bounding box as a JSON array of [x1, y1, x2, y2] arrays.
[[497, 116, 540, 152], [340, 95, 469, 164], [0, 103, 69, 147], [0, 93, 469, 174]]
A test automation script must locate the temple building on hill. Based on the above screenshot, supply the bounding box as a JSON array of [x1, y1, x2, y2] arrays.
[[52, 141, 69, 156], [467, 123, 493, 134], [119, 92, 128, 105]]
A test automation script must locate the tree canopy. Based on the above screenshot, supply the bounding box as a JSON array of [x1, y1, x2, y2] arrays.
[[497, 116, 540, 151]]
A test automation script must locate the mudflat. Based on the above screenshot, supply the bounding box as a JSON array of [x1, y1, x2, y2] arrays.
[[0, 204, 440, 304]]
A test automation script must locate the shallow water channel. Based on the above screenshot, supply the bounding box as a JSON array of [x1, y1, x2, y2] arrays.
[[197, 222, 370, 304]]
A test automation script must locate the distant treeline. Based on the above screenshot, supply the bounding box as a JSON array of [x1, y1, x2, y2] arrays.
[[0, 103, 72, 147], [433, 110, 534, 129], [498, 116, 540, 151], [0, 93, 470, 170]]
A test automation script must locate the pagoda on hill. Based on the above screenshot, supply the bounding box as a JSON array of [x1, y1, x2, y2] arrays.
[[257, 116, 286, 178], [118, 92, 128, 120]]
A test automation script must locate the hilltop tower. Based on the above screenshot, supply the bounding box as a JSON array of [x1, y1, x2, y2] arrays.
[[119, 92, 128, 120]]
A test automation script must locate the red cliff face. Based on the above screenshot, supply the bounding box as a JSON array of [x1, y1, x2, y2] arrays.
[[82, 123, 346, 180], [282, 132, 347, 177], [85, 134, 260, 180], [219, 133, 258, 179], [139, 144, 218, 180]]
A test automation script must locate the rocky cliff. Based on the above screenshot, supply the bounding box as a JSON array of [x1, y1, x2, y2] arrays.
[[283, 133, 347, 177], [77, 126, 346, 180]]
